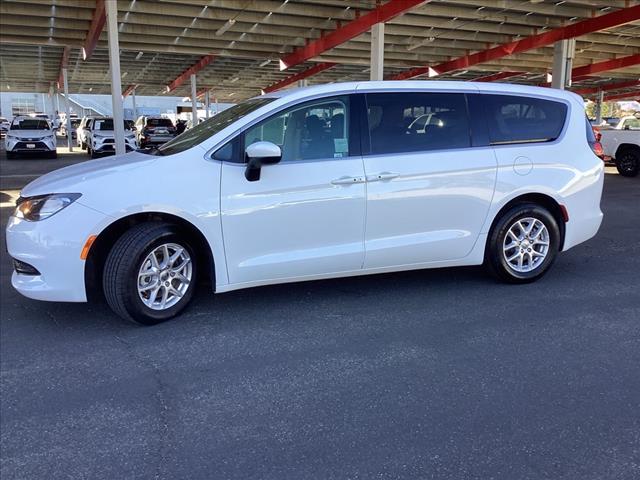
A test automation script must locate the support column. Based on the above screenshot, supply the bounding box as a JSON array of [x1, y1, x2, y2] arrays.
[[370, 23, 384, 81], [131, 87, 137, 121], [190, 74, 198, 125], [215, 97, 219, 114], [595, 89, 604, 125], [62, 68, 73, 151], [551, 39, 575, 90], [205, 90, 210, 118], [106, 0, 125, 155], [48, 85, 55, 119]]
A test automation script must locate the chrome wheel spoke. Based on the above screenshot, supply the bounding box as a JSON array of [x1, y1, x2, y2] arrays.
[[139, 281, 159, 292], [502, 217, 550, 273], [137, 242, 192, 311]]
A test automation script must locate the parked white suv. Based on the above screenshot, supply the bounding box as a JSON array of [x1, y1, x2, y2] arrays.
[[6, 82, 604, 324], [86, 117, 137, 158], [4, 116, 57, 159]]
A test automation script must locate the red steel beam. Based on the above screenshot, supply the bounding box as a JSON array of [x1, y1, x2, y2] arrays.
[[279, 0, 428, 70], [262, 62, 336, 93], [573, 80, 640, 96], [470, 71, 525, 82], [166, 54, 215, 92], [603, 90, 640, 102], [571, 53, 640, 80], [122, 84, 138, 98], [56, 46, 70, 89], [83, 0, 106, 61], [539, 54, 640, 86], [393, 5, 640, 80]]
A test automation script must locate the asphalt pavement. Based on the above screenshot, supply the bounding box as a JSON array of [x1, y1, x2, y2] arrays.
[[1, 151, 639, 479]]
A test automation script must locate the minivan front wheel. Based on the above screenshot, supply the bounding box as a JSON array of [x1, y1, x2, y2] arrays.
[[486, 203, 560, 283], [103, 223, 197, 324]]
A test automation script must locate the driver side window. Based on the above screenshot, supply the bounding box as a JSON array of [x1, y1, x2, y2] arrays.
[[244, 96, 350, 163]]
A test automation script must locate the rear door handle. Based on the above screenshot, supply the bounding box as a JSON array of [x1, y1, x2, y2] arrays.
[[331, 176, 366, 185], [367, 172, 399, 182]]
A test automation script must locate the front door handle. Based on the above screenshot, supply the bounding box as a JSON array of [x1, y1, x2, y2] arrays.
[[367, 172, 399, 182], [331, 176, 365, 185]]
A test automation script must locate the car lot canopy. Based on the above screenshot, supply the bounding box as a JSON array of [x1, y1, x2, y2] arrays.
[[1, 0, 639, 100]]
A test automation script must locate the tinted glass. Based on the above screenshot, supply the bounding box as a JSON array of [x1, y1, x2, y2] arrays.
[[585, 116, 597, 143], [157, 97, 274, 156], [244, 96, 350, 162], [365, 93, 470, 154], [11, 119, 49, 130], [482, 94, 567, 145], [147, 118, 174, 127], [94, 119, 128, 130]]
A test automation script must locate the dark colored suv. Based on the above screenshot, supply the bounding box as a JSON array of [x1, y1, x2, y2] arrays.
[[134, 116, 176, 148]]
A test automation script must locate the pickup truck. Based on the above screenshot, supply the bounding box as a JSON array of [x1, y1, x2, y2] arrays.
[[595, 115, 640, 177]]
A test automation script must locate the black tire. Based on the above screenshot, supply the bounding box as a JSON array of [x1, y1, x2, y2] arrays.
[[615, 147, 640, 177], [6, 151, 16, 160], [485, 203, 560, 283], [81, 141, 86, 150], [88, 147, 95, 158], [103, 223, 198, 325], [48, 151, 57, 159]]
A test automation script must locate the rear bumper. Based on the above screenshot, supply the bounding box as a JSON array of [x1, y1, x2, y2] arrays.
[[141, 136, 175, 144], [562, 162, 605, 251]]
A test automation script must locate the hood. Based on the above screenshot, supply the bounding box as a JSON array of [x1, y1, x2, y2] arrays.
[[7, 129, 53, 138], [21, 151, 158, 197]]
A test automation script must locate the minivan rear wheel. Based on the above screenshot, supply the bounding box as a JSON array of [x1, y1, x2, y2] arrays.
[[485, 203, 560, 283], [103, 223, 197, 325]]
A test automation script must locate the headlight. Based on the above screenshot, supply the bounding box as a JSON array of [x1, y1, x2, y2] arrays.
[[14, 193, 81, 221]]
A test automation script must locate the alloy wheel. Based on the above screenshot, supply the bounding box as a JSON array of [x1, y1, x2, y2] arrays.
[[137, 242, 192, 310], [502, 217, 550, 273]]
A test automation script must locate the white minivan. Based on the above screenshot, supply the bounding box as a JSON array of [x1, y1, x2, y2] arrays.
[[6, 82, 604, 324]]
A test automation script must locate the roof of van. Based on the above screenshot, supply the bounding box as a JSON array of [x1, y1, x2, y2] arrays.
[[263, 80, 584, 105]]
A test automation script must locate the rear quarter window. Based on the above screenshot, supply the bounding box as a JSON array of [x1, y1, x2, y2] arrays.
[[481, 94, 568, 145]]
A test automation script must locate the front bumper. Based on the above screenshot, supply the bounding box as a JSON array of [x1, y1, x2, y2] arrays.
[[6, 201, 110, 302], [92, 137, 137, 153], [5, 137, 56, 152]]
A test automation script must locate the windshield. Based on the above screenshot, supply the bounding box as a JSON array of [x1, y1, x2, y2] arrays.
[[94, 119, 128, 131], [11, 119, 50, 130], [146, 118, 174, 128], [157, 97, 275, 156]]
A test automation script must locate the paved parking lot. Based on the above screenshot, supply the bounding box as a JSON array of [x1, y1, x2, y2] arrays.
[[1, 149, 639, 479]]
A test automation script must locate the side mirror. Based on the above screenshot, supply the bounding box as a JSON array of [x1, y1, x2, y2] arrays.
[[244, 141, 281, 181]]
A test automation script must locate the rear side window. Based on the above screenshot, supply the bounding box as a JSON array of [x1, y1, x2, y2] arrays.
[[364, 92, 471, 155], [482, 94, 567, 145]]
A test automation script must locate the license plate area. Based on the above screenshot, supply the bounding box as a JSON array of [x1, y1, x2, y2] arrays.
[[26, 144, 36, 149]]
